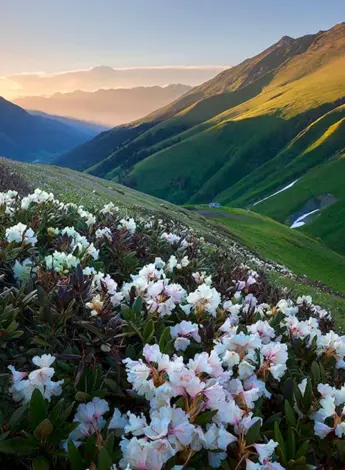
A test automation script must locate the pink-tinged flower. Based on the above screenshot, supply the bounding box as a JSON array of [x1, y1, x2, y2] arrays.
[[217, 400, 244, 426], [248, 321, 275, 344], [168, 407, 194, 447], [227, 378, 260, 409], [203, 384, 227, 410], [260, 343, 288, 381]]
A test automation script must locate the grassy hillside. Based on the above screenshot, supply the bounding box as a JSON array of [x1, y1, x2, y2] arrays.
[[2, 158, 345, 327], [190, 207, 345, 292], [188, 206, 345, 325], [56, 23, 345, 255], [250, 152, 345, 254]]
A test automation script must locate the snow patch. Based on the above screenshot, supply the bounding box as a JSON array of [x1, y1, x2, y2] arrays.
[[253, 180, 299, 206], [290, 209, 319, 229]]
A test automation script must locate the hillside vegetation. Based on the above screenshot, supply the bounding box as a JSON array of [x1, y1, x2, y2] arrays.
[[1, 161, 345, 469], [189, 207, 345, 296], [57, 23, 345, 254], [2, 158, 345, 327]]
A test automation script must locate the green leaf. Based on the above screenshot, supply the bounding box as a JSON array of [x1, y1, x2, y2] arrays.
[[143, 319, 155, 343], [83, 434, 97, 462], [29, 389, 47, 430], [296, 440, 310, 459], [245, 419, 261, 446], [193, 410, 218, 426], [284, 400, 296, 427], [8, 403, 28, 431], [303, 378, 312, 412], [68, 439, 85, 470], [75, 391, 91, 402], [286, 428, 296, 461], [159, 327, 172, 353], [104, 378, 121, 393], [97, 447, 113, 470], [34, 419, 54, 440], [33, 456, 50, 470], [0, 437, 37, 456], [262, 413, 282, 431], [274, 422, 287, 466], [311, 362, 320, 386], [128, 321, 144, 341], [104, 433, 115, 455], [283, 377, 295, 403], [49, 398, 64, 425], [0, 432, 10, 442], [56, 401, 76, 426], [293, 381, 303, 408], [132, 296, 143, 315]]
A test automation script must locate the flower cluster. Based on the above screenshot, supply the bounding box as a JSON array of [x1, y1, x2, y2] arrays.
[[8, 354, 63, 403], [0, 188, 343, 470]]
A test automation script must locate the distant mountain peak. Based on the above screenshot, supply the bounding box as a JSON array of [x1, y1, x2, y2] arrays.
[[278, 35, 295, 44]]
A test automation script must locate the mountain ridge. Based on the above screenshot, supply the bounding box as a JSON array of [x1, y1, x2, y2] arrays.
[[14, 84, 192, 127], [0, 97, 99, 163], [56, 23, 345, 254]]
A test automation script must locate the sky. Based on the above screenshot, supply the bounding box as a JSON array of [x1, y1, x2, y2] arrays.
[[1, 0, 345, 76]]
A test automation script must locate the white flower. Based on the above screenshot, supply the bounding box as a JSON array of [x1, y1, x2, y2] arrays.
[[100, 202, 119, 215], [21, 189, 54, 209], [192, 271, 212, 286], [276, 299, 298, 316], [45, 251, 80, 273], [96, 227, 113, 241], [13, 258, 33, 283], [119, 218, 136, 234], [108, 408, 128, 431], [6, 222, 37, 246], [261, 342, 288, 381], [187, 284, 221, 317], [204, 423, 237, 450], [314, 421, 333, 439], [86, 294, 104, 316], [125, 412, 148, 436], [73, 397, 109, 439], [8, 355, 63, 403], [248, 321, 275, 344], [254, 440, 278, 464], [161, 232, 189, 249], [170, 321, 201, 350], [317, 331, 345, 368]]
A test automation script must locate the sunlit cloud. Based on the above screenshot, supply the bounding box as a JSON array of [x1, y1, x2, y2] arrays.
[[1, 65, 229, 99]]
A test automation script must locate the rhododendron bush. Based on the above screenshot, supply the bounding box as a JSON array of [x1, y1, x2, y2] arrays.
[[0, 188, 344, 470]]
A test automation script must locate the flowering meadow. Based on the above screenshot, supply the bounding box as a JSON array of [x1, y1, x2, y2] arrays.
[[0, 188, 345, 470]]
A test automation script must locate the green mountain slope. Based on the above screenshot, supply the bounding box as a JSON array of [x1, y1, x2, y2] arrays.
[[57, 23, 345, 254], [250, 152, 345, 254]]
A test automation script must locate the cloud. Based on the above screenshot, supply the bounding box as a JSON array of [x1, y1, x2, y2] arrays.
[[2, 65, 229, 99]]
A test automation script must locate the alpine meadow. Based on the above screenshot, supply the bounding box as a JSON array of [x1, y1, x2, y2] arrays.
[[1, 5, 345, 470]]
